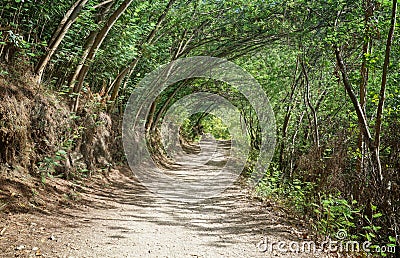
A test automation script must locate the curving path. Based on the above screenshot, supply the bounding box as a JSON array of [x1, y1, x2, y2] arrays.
[[1, 140, 330, 257]]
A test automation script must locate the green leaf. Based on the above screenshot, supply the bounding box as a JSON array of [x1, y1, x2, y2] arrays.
[[372, 212, 382, 219], [372, 226, 382, 231], [56, 150, 67, 156]]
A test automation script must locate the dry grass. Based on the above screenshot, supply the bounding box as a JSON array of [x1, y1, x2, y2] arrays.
[[0, 64, 116, 214]]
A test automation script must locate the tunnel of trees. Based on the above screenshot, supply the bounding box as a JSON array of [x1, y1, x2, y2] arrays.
[[0, 0, 399, 254]]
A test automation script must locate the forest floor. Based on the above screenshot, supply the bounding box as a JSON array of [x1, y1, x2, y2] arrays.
[[0, 141, 334, 258]]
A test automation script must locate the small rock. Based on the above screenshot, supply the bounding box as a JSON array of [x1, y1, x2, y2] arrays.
[[49, 234, 56, 241], [15, 245, 25, 250], [0, 227, 7, 236], [32, 247, 39, 251], [35, 250, 42, 256]]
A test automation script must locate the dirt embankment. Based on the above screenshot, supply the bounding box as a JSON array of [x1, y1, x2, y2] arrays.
[[0, 65, 120, 215]]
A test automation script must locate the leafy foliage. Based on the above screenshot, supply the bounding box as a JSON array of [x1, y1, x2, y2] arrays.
[[0, 0, 399, 253]]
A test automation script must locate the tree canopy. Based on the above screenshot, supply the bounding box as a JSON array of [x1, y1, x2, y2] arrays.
[[1, 0, 399, 254]]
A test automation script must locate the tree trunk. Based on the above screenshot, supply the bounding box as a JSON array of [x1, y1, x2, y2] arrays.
[[374, 0, 397, 182], [72, 0, 134, 111], [150, 80, 187, 132], [357, 0, 374, 180], [34, 0, 88, 84], [279, 58, 300, 172], [106, 0, 176, 109], [68, 30, 98, 92], [301, 60, 320, 148], [106, 58, 140, 112], [68, 1, 114, 91], [334, 47, 382, 185]]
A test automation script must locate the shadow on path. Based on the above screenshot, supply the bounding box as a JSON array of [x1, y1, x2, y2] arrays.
[[50, 140, 317, 257]]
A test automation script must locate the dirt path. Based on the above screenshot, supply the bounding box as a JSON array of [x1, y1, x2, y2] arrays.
[[1, 141, 329, 257]]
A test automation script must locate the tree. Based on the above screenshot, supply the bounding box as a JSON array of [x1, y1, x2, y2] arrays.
[[334, 0, 397, 186], [71, 0, 135, 111], [106, 0, 176, 110], [374, 0, 397, 184], [67, 0, 115, 91], [34, 0, 88, 84]]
